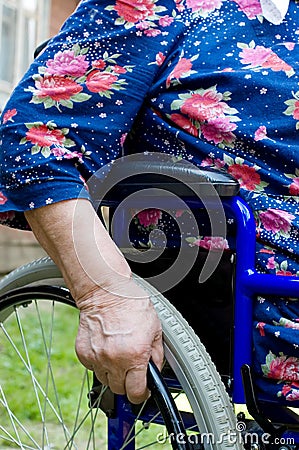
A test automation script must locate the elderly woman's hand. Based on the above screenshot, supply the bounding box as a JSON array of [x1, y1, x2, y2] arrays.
[[25, 198, 164, 403], [75, 278, 163, 404]]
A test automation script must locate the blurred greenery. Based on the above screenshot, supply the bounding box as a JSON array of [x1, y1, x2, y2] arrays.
[[0, 301, 106, 447], [0, 299, 169, 449]]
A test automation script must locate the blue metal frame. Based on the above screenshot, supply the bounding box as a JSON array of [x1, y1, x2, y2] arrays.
[[226, 197, 299, 405], [105, 193, 299, 447]]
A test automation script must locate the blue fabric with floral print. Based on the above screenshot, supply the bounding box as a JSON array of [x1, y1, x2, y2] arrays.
[[0, 0, 299, 404]]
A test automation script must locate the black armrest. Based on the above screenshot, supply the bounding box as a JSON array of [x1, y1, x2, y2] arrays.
[[34, 39, 51, 59], [92, 158, 240, 204]]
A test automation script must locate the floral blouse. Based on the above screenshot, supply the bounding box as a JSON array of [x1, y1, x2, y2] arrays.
[[0, 0, 299, 404]]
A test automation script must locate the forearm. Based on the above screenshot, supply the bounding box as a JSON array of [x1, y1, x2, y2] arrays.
[[25, 197, 164, 404], [25, 198, 132, 302]]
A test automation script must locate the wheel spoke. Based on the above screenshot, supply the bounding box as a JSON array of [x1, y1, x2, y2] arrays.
[[0, 321, 70, 436], [0, 391, 40, 449], [35, 300, 69, 447], [0, 278, 241, 449], [0, 428, 37, 450], [14, 305, 51, 448], [63, 384, 107, 450]]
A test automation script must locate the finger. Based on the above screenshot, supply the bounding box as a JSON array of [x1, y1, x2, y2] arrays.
[[75, 352, 95, 372], [94, 370, 109, 387], [125, 367, 149, 404], [151, 334, 164, 372], [106, 372, 126, 396]]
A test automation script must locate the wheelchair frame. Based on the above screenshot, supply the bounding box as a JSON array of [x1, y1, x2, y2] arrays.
[[0, 162, 298, 449], [103, 160, 299, 447]]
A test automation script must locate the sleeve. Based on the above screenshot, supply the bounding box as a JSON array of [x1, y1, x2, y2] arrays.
[[0, 0, 183, 225]]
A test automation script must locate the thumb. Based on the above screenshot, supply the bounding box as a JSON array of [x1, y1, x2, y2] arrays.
[[125, 366, 149, 404]]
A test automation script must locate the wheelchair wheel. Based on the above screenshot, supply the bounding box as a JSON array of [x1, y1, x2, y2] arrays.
[[0, 258, 244, 449]]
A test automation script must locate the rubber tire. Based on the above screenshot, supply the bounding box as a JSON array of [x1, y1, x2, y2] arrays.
[[0, 257, 244, 449]]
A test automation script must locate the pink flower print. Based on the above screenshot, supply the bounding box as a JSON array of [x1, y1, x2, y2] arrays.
[[281, 384, 293, 397], [239, 44, 293, 75], [256, 322, 266, 337], [46, 50, 89, 78], [2, 108, 17, 124], [261, 52, 292, 73], [176, 0, 184, 12], [284, 94, 299, 127], [52, 147, 66, 157], [267, 355, 299, 382], [259, 248, 275, 254], [266, 256, 276, 270], [172, 58, 193, 78], [144, 29, 161, 37], [136, 21, 151, 30], [181, 90, 226, 122], [186, 0, 222, 13], [228, 164, 261, 191], [35, 75, 83, 102], [155, 52, 166, 66], [194, 236, 229, 251], [259, 208, 295, 235], [294, 101, 299, 120], [200, 157, 214, 167], [167, 58, 193, 86], [92, 59, 106, 70], [159, 15, 174, 27], [113, 65, 127, 74], [120, 133, 127, 148], [254, 125, 267, 141], [64, 151, 84, 163], [201, 117, 237, 145], [276, 270, 294, 276], [86, 71, 118, 93], [22, 121, 75, 156], [284, 42, 295, 51], [279, 383, 299, 401], [289, 177, 299, 195], [239, 45, 272, 67], [170, 113, 198, 137], [231, 0, 262, 19], [285, 388, 299, 401], [114, 0, 155, 23], [279, 318, 299, 330], [0, 191, 8, 205], [200, 157, 225, 169], [25, 125, 67, 148], [137, 209, 162, 228]]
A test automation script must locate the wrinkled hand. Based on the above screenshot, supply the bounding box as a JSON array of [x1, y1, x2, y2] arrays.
[[75, 278, 163, 404], [24, 199, 163, 403]]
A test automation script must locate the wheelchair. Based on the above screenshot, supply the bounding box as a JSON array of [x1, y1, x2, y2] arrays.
[[0, 153, 298, 450]]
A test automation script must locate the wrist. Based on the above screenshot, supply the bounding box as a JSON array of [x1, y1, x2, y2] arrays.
[[75, 274, 149, 311]]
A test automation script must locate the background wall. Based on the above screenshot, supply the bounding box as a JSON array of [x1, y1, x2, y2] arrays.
[[0, 227, 46, 275]]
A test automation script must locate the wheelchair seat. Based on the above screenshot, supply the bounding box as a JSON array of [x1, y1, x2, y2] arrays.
[[97, 158, 240, 203]]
